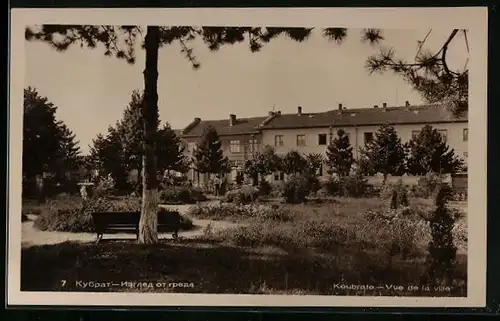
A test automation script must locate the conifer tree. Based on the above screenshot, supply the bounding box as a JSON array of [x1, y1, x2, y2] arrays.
[[325, 129, 354, 177], [406, 125, 464, 175], [156, 123, 190, 174], [359, 124, 406, 183], [192, 125, 229, 177]]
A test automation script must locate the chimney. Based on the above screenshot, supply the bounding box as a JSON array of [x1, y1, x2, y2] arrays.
[[374, 105, 378, 108], [383, 102, 387, 109], [181, 117, 201, 134], [229, 114, 236, 127], [338, 103, 343, 111], [261, 110, 280, 126], [405, 101, 410, 107], [297, 106, 302, 116]]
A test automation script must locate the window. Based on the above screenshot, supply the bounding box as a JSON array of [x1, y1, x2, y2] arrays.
[[318, 134, 327, 145], [411, 130, 421, 140], [230, 140, 241, 153], [463, 128, 468, 142], [248, 139, 258, 153], [296, 134, 306, 146], [274, 135, 284, 147], [364, 132, 373, 144], [438, 129, 448, 142], [274, 171, 285, 181]]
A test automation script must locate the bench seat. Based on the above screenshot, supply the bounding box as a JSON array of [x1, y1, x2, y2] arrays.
[[91, 210, 182, 243]]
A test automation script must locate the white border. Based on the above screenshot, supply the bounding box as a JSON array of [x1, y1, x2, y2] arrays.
[[8, 7, 488, 307]]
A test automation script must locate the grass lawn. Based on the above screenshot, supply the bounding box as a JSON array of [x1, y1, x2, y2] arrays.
[[20, 196, 467, 296]]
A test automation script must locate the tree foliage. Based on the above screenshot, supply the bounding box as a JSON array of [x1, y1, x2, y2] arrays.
[[113, 89, 187, 175], [23, 87, 81, 181], [192, 125, 229, 176], [244, 145, 282, 184], [88, 125, 129, 190], [304, 153, 324, 177], [52, 122, 82, 177], [359, 124, 406, 181], [405, 125, 464, 175], [280, 150, 308, 175], [25, 25, 387, 69], [325, 129, 354, 177], [117, 90, 151, 173], [365, 29, 469, 115], [88, 91, 187, 187], [156, 123, 190, 174], [426, 184, 457, 286]]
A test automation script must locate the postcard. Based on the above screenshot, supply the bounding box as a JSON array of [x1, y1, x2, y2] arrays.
[[8, 7, 488, 308]]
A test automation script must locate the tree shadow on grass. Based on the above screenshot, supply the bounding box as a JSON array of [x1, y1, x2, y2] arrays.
[[21, 239, 467, 296]]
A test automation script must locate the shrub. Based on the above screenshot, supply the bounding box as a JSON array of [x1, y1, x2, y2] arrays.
[[452, 217, 467, 251], [186, 202, 258, 222], [323, 172, 370, 198], [384, 218, 424, 259], [93, 175, 116, 197], [305, 174, 322, 195], [254, 204, 293, 222], [323, 177, 342, 196], [33, 195, 194, 233], [269, 182, 283, 198], [411, 172, 445, 198], [362, 209, 427, 259], [224, 185, 260, 205], [219, 206, 422, 259], [380, 179, 410, 210], [425, 184, 458, 286], [159, 186, 207, 204], [235, 172, 244, 186], [258, 180, 272, 197], [187, 202, 292, 223], [282, 174, 310, 204], [34, 202, 93, 232]]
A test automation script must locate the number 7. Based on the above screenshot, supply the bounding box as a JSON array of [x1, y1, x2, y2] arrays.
[[61, 280, 67, 287]]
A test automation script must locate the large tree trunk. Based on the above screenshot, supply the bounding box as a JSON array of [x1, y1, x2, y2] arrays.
[[138, 26, 160, 244]]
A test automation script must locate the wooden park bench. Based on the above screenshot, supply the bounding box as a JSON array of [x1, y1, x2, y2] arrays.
[[91, 210, 181, 244]]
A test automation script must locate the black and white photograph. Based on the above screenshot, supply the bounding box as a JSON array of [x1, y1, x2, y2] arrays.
[[8, 8, 487, 307]]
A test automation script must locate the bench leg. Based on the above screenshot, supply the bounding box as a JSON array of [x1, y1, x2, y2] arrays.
[[172, 229, 179, 240], [95, 233, 103, 244]]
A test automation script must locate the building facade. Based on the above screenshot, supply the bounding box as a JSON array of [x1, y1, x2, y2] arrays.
[[179, 112, 280, 186], [259, 103, 468, 183], [178, 102, 468, 185]]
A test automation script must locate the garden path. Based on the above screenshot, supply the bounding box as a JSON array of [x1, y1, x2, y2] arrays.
[[21, 204, 242, 248]]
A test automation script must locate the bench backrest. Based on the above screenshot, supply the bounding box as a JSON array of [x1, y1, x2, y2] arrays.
[[91, 210, 181, 226]]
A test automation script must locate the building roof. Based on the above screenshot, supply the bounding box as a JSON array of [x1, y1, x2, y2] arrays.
[[261, 104, 468, 129], [179, 104, 468, 138], [181, 116, 268, 138]]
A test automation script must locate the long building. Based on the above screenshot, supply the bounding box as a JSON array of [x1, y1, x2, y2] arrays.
[[179, 101, 468, 186]]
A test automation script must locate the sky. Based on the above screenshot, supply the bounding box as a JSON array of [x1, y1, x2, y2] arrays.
[[25, 27, 469, 155]]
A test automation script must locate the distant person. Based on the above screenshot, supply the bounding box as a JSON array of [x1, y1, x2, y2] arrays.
[[213, 176, 221, 197], [80, 184, 88, 201]]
